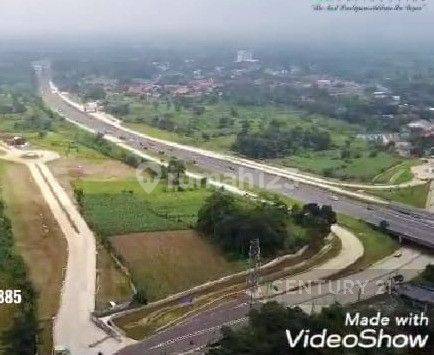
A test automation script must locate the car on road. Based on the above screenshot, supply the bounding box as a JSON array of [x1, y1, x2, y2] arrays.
[[54, 346, 71, 355], [331, 195, 339, 201]]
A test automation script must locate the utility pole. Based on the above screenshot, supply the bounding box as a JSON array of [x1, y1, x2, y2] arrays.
[[247, 238, 261, 307]]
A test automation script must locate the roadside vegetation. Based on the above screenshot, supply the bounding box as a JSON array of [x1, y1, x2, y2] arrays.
[[0, 161, 67, 353], [368, 183, 430, 209], [418, 264, 434, 285], [75, 173, 337, 304], [337, 214, 398, 272], [372, 160, 419, 185], [0, 195, 38, 354], [98, 94, 414, 183]]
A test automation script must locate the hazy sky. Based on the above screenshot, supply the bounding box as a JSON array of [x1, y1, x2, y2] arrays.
[[0, 0, 432, 43]]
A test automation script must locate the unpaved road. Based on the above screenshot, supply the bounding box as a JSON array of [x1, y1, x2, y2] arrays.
[[0, 145, 134, 354]]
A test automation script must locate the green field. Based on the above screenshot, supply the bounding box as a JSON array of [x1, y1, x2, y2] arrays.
[[372, 160, 420, 184], [279, 150, 404, 182], [77, 179, 211, 237], [105, 95, 413, 183], [369, 183, 430, 209], [112, 96, 360, 150]]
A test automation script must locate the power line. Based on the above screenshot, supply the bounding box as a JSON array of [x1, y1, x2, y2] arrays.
[[247, 238, 261, 307]]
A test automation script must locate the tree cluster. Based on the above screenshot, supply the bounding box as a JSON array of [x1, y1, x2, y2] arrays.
[[233, 122, 332, 159], [197, 190, 292, 257]]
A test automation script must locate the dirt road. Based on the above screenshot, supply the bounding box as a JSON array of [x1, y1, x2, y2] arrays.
[[0, 145, 134, 354]]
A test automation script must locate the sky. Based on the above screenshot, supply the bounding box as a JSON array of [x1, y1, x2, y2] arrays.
[[0, 0, 433, 44]]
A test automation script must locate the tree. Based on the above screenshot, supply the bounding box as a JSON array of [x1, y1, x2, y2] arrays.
[[192, 106, 205, 116], [83, 86, 106, 101], [106, 103, 130, 116], [133, 287, 148, 305], [230, 106, 239, 118], [74, 186, 84, 207], [1, 312, 38, 355], [167, 157, 186, 186], [124, 153, 141, 168], [379, 219, 390, 231]]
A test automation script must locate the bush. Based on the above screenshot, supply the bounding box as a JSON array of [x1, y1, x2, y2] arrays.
[[124, 153, 141, 168], [133, 287, 148, 305]]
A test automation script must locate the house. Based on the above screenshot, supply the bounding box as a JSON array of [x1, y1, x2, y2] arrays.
[[316, 79, 332, 89], [84, 101, 98, 113], [407, 120, 433, 131], [193, 70, 203, 79], [236, 50, 258, 63], [408, 120, 434, 141], [381, 114, 395, 120], [356, 133, 400, 145], [373, 91, 388, 99], [7, 136, 27, 147]]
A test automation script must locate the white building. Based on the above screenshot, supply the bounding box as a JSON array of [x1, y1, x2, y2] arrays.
[[193, 70, 203, 79], [84, 102, 98, 113], [317, 79, 332, 89], [236, 50, 258, 63]]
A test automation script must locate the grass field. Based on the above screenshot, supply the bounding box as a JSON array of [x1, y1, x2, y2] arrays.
[[371, 160, 419, 185], [48, 155, 137, 199], [77, 179, 211, 238], [0, 160, 67, 354], [111, 230, 245, 301], [369, 183, 430, 209], [278, 150, 405, 183], [104, 95, 414, 183]]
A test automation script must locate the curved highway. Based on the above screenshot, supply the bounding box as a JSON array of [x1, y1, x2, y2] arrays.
[[37, 71, 434, 249]]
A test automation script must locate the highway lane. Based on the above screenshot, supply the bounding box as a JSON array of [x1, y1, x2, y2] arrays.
[[38, 74, 434, 248]]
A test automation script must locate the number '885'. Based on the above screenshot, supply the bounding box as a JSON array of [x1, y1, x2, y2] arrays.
[[0, 290, 22, 304]]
